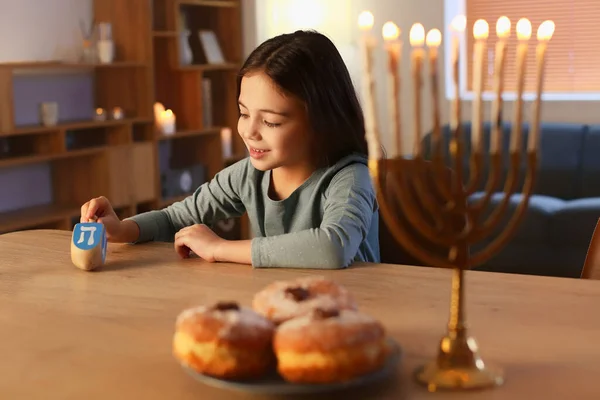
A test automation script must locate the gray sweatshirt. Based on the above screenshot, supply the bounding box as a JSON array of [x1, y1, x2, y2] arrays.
[[128, 153, 380, 269]]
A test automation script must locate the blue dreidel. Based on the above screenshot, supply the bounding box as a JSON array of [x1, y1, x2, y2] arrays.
[[71, 222, 108, 271]]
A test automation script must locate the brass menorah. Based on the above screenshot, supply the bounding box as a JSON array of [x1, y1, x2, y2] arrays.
[[358, 13, 555, 391]]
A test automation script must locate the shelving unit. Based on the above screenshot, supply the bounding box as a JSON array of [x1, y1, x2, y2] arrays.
[[0, 0, 248, 239]]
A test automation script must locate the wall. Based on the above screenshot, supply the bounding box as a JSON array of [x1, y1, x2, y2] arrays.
[[0, 0, 92, 63], [252, 0, 600, 155]]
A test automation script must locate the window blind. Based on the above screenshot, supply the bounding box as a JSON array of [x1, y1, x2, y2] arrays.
[[465, 0, 600, 93]]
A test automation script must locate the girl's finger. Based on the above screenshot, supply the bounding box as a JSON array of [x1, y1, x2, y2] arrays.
[[174, 236, 191, 259]]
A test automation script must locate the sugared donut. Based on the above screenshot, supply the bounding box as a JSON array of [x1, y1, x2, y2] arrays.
[[173, 301, 275, 379], [252, 276, 357, 325], [273, 308, 389, 384]]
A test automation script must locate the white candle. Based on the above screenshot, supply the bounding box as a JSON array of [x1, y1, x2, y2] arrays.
[[426, 28, 442, 153], [490, 16, 511, 154], [510, 18, 531, 153], [161, 109, 176, 135], [409, 23, 425, 156], [471, 19, 489, 154], [221, 127, 233, 158], [528, 20, 555, 152], [358, 11, 381, 160], [382, 21, 402, 157], [154, 102, 165, 129], [449, 15, 466, 136]]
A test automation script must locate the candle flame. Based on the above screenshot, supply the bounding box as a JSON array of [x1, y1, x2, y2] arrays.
[[382, 21, 400, 41], [425, 29, 442, 48], [473, 19, 489, 40], [358, 11, 374, 31], [516, 18, 532, 40], [496, 16, 511, 38], [409, 23, 425, 47], [537, 20, 555, 41], [451, 15, 466, 33], [164, 109, 174, 117]]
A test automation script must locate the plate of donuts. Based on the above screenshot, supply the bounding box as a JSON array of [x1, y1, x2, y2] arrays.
[[172, 275, 402, 394]]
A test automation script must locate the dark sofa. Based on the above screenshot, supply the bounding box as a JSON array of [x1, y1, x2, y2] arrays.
[[422, 122, 600, 278]]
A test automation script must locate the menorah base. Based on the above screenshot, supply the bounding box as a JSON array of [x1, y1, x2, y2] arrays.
[[414, 331, 504, 391]]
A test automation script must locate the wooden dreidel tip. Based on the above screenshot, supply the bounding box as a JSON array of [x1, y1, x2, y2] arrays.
[[71, 222, 107, 271]]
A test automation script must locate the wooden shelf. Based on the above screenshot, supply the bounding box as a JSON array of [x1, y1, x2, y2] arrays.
[[153, 31, 178, 37], [0, 203, 80, 233], [177, 62, 239, 72], [177, 0, 239, 8], [156, 127, 221, 140], [0, 146, 107, 169], [0, 61, 147, 70], [3, 118, 149, 137], [0, 0, 249, 240]]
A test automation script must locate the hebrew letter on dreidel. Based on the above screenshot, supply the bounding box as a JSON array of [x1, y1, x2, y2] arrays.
[[71, 222, 107, 271]]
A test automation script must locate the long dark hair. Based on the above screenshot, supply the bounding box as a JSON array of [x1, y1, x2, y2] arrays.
[[237, 30, 368, 167]]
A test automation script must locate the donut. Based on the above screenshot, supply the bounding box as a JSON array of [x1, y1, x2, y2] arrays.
[[252, 276, 357, 324], [173, 301, 275, 379], [273, 308, 389, 384]]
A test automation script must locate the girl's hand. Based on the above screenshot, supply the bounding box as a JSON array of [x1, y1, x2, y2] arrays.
[[174, 224, 225, 262], [80, 196, 125, 242]]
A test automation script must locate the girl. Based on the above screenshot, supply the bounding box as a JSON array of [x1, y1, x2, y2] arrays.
[[80, 30, 380, 269]]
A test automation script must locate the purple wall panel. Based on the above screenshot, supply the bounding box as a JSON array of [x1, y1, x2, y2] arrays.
[[1, 73, 94, 215], [0, 163, 52, 213], [12, 72, 95, 126]]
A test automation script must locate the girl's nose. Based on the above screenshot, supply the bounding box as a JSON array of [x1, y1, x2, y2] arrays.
[[241, 120, 261, 141]]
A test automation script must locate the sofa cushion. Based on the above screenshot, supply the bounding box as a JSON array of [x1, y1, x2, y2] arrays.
[[535, 123, 587, 200], [551, 198, 600, 246], [422, 122, 587, 200], [468, 192, 564, 244], [580, 126, 600, 197]]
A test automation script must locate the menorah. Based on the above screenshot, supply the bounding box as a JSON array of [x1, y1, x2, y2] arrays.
[[357, 12, 555, 391]]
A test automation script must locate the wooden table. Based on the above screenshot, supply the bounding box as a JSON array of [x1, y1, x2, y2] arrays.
[[1, 229, 599, 399]]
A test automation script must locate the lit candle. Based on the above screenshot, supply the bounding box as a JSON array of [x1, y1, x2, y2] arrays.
[[449, 15, 466, 136], [358, 10, 381, 160], [510, 18, 531, 153], [161, 109, 176, 135], [425, 28, 442, 153], [382, 21, 402, 157], [94, 107, 106, 121], [154, 102, 165, 129], [528, 20, 555, 152], [490, 16, 511, 154], [111, 106, 124, 120], [221, 127, 233, 158], [409, 23, 425, 156], [471, 19, 489, 154]]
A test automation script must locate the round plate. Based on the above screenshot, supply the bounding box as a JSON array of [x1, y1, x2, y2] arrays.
[[180, 338, 401, 395]]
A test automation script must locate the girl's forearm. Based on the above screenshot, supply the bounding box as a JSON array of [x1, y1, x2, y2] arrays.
[[215, 240, 253, 265]]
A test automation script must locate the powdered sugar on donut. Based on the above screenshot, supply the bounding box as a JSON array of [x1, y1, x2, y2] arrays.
[[278, 309, 378, 332], [176, 304, 274, 340], [252, 276, 358, 323]]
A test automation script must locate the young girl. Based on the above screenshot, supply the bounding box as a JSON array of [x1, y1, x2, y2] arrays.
[[80, 30, 380, 269]]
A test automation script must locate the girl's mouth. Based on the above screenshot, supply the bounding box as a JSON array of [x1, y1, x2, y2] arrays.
[[249, 147, 270, 159]]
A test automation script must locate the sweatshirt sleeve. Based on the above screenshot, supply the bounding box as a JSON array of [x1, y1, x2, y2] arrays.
[[126, 159, 248, 243], [251, 163, 376, 269]]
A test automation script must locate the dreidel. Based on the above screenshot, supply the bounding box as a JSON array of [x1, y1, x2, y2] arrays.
[[71, 221, 107, 271]]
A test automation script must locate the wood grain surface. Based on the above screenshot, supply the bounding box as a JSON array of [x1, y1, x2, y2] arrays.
[[1, 229, 599, 399]]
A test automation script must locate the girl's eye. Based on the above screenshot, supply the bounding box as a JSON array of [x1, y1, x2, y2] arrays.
[[239, 112, 250, 119], [264, 120, 280, 128]]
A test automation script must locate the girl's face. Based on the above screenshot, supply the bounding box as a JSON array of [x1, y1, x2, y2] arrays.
[[237, 71, 314, 172]]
